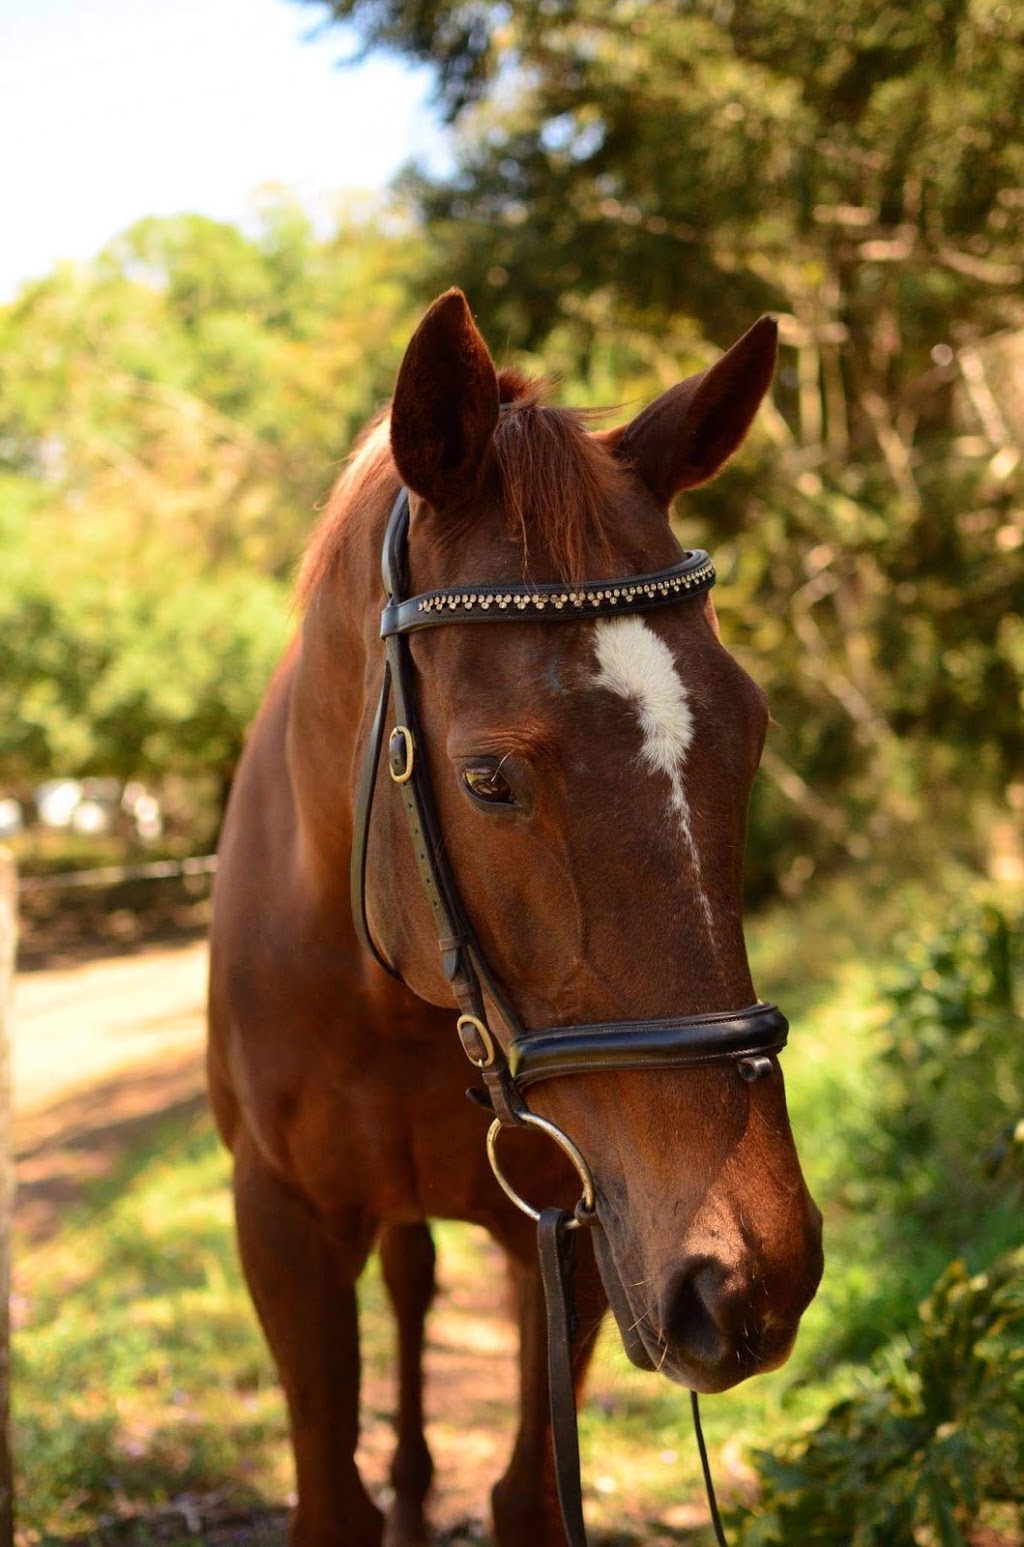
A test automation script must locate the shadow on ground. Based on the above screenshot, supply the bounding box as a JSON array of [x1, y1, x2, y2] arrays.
[[16, 1054, 208, 1245], [57, 1489, 712, 1547]]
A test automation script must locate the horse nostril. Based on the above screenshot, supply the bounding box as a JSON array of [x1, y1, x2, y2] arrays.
[[659, 1258, 733, 1367]]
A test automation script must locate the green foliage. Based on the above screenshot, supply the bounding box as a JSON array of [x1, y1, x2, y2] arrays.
[[322, 1, 1024, 348], [1, 499, 292, 783], [14, 1117, 284, 1528], [736, 1249, 1024, 1546], [311, 0, 1024, 885], [877, 901, 1024, 1205], [734, 895, 1024, 1542], [0, 195, 426, 791]]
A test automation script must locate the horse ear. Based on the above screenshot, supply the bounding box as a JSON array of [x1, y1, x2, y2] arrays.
[[390, 289, 499, 509], [614, 316, 778, 504]]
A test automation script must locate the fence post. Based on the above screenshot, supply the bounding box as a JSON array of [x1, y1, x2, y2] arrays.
[[0, 848, 15, 1546]]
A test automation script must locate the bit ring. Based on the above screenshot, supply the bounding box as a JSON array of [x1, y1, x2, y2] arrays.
[[486, 1112, 596, 1229]]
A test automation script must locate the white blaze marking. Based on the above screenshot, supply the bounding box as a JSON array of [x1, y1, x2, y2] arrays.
[[593, 617, 715, 938]]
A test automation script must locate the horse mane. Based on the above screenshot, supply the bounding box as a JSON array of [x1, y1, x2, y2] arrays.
[[297, 370, 628, 603]]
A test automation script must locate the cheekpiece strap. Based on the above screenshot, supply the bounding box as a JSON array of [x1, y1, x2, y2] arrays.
[[381, 553, 715, 636], [349, 660, 402, 980]]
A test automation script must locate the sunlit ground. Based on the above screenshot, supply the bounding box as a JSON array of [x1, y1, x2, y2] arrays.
[[13, 867, 1020, 1543]]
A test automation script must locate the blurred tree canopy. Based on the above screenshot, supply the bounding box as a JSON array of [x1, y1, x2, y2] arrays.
[[3, 1, 1023, 883], [308, 0, 1024, 887], [0, 194, 425, 793]]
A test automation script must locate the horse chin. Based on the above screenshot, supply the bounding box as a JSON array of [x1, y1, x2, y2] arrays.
[[591, 1221, 798, 1393], [591, 1226, 657, 1372]]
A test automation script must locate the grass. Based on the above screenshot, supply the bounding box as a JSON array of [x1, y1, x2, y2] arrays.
[[14, 863, 1022, 1544], [15, 1117, 285, 1537]]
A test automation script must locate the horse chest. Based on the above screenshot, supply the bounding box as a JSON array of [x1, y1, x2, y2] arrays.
[[242, 1009, 501, 1224]]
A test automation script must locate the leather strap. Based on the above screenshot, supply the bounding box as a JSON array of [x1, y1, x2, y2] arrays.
[[537, 1208, 587, 1547], [538, 1206, 733, 1547], [692, 1390, 729, 1547], [378, 507, 529, 1125], [381, 553, 715, 636], [351, 488, 784, 1113], [349, 661, 401, 979], [509, 1004, 788, 1089]]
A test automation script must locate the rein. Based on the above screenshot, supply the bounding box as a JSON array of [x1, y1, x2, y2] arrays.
[[351, 487, 789, 1546]]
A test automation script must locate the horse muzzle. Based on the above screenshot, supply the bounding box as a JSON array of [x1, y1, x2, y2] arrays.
[[593, 1202, 824, 1393]]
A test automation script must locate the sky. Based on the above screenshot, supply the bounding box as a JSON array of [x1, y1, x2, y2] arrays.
[[0, 0, 444, 299]]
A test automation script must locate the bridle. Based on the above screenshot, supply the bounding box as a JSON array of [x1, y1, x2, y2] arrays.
[[350, 487, 790, 1547]]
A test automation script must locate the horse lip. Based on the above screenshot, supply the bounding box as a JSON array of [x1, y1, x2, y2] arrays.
[[591, 1218, 800, 1391], [591, 1225, 657, 1372]]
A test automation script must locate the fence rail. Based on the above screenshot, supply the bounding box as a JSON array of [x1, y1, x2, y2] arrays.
[[17, 853, 218, 895]]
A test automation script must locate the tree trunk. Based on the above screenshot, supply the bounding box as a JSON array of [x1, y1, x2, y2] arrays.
[[0, 849, 15, 1545]]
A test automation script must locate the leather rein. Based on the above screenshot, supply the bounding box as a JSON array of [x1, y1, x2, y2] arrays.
[[350, 487, 789, 1546]]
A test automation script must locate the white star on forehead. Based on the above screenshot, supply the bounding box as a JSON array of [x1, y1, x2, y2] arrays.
[[592, 616, 715, 940]]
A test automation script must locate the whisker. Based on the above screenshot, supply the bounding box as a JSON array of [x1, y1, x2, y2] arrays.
[[626, 1303, 658, 1337]]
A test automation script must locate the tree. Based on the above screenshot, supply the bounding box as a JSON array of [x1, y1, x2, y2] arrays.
[[0, 197, 426, 792], [305, 0, 1024, 880]]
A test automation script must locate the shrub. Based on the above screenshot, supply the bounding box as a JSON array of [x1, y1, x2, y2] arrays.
[[737, 1248, 1024, 1546], [875, 901, 1024, 1221]]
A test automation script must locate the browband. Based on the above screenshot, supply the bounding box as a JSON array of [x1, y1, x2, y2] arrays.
[[381, 553, 715, 636]]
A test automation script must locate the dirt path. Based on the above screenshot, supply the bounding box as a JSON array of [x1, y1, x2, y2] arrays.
[[12, 944, 537, 1541], [11, 942, 526, 1536], [14, 938, 208, 1115], [14, 940, 208, 1242], [13, 941, 718, 1545]]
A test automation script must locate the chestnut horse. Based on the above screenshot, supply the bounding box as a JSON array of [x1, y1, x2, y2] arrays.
[[208, 290, 823, 1547]]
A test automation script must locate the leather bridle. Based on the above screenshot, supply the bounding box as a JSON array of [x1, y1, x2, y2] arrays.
[[350, 487, 790, 1546]]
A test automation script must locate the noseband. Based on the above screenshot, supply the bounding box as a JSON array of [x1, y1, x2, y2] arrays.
[[350, 487, 789, 1546]]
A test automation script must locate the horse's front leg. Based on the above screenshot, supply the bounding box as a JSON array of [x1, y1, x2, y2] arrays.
[[379, 1221, 437, 1546], [232, 1131, 382, 1547], [489, 1217, 607, 1547]]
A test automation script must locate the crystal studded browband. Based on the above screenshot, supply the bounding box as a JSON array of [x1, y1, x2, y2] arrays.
[[380, 552, 716, 636]]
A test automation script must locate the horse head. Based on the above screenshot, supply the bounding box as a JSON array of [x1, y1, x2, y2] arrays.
[[362, 290, 823, 1394]]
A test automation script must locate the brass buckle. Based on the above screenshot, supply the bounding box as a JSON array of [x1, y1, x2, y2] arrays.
[[486, 1113, 596, 1230], [457, 1013, 496, 1070], [388, 725, 415, 784]]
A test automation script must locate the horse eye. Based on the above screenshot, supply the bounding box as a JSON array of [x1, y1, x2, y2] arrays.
[[462, 764, 516, 805]]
